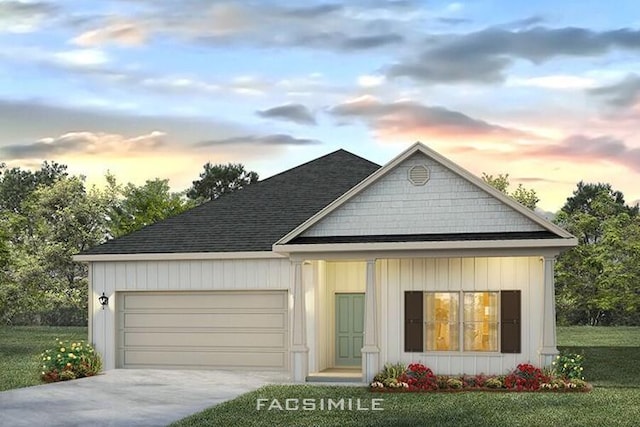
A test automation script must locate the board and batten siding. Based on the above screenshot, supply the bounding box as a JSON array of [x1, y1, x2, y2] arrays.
[[378, 256, 544, 375], [90, 258, 292, 370], [301, 152, 544, 237]]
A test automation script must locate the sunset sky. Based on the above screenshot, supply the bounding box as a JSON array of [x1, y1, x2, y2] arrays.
[[1, 0, 640, 212]]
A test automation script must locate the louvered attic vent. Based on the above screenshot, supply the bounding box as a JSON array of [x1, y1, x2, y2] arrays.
[[408, 165, 430, 186]]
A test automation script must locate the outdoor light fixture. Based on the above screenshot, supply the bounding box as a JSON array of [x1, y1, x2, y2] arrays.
[[98, 292, 109, 309]]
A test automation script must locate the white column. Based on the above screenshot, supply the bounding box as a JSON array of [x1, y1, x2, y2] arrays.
[[362, 259, 380, 383], [291, 260, 309, 382], [539, 256, 559, 366]]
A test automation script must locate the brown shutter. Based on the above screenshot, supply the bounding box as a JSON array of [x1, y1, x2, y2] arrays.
[[501, 290, 521, 353], [404, 291, 423, 352]]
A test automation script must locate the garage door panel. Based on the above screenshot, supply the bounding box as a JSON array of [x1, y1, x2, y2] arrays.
[[123, 312, 286, 329], [122, 292, 286, 310], [123, 350, 286, 369], [123, 331, 286, 348], [117, 291, 288, 371]]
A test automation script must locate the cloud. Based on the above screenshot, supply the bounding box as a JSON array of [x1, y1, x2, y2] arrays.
[[327, 96, 537, 140], [526, 134, 640, 173], [256, 104, 316, 125], [0, 99, 247, 157], [388, 26, 640, 84], [196, 134, 321, 147], [72, 20, 147, 47], [0, 1, 58, 33], [52, 48, 110, 67], [508, 74, 597, 89], [103, 1, 408, 52], [589, 74, 640, 108], [1, 131, 165, 159]]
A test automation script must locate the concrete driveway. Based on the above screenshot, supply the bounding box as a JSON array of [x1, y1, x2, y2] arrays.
[[0, 369, 287, 427]]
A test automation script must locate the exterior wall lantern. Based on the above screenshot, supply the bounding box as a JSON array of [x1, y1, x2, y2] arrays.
[[98, 292, 109, 309]]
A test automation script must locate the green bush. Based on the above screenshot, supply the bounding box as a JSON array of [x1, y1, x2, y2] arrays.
[[373, 362, 406, 384], [40, 339, 102, 382], [485, 377, 504, 389], [553, 352, 586, 380]]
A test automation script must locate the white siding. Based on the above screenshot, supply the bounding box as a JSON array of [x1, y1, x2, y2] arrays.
[[379, 256, 544, 375], [302, 152, 544, 237], [90, 258, 292, 370]]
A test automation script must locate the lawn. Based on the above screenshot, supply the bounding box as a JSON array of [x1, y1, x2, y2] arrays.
[[0, 325, 87, 391], [172, 326, 640, 427]]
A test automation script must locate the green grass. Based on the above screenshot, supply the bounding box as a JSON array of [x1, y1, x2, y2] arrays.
[[172, 326, 640, 427], [0, 325, 87, 391], [558, 326, 640, 389]]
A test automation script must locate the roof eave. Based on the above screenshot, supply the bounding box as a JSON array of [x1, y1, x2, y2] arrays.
[[73, 251, 286, 262], [273, 237, 578, 254]]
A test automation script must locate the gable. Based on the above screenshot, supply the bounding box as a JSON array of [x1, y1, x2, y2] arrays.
[[300, 152, 545, 238]]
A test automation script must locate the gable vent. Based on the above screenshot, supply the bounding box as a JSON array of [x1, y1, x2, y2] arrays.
[[408, 165, 430, 186]]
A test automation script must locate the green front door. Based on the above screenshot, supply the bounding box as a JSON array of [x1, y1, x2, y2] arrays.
[[335, 293, 365, 366]]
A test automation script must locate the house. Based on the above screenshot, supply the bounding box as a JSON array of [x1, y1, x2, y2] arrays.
[[74, 142, 577, 382]]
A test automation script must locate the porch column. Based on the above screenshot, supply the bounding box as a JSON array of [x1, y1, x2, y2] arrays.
[[291, 260, 309, 382], [539, 256, 559, 366], [362, 259, 380, 383]]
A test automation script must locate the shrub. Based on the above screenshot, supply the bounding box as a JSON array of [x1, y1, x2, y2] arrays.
[[553, 352, 586, 380], [505, 363, 548, 391], [373, 362, 406, 384], [446, 378, 463, 389], [399, 363, 438, 391], [40, 339, 102, 383], [485, 377, 504, 389], [436, 375, 450, 389], [568, 379, 589, 390]]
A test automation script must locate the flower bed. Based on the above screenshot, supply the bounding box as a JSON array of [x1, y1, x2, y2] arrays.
[[370, 356, 591, 393]]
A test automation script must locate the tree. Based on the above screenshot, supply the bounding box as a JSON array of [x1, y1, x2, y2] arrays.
[[1, 176, 111, 324], [554, 182, 640, 325], [481, 173, 539, 209], [187, 162, 259, 202], [0, 161, 68, 214], [108, 176, 195, 238]]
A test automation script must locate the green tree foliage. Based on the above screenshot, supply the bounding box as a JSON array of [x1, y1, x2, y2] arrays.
[[554, 182, 640, 326], [187, 162, 259, 202], [0, 161, 68, 214], [0, 174, 110, 325], [481, 173, 539, 209], [107, 176, 195, 238]]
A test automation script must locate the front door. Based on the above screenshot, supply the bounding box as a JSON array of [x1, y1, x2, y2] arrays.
[[335, 293, 364, 366]]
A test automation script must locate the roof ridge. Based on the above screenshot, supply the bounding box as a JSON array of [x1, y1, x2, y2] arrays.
[[257, 148, 380, 184]]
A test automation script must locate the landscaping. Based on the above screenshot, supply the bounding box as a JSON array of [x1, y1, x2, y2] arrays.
[[0, 325, 87, 391], [171, 326, 640, 427], [0, 325, 638, 426]]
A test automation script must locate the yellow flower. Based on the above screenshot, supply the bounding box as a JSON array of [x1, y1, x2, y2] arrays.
[[66, 363, 71, 367], [47, 356, 51, 360], [60, 348, 65, 352]]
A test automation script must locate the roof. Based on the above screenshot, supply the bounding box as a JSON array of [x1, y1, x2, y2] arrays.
[[81, 149, 381, 255]]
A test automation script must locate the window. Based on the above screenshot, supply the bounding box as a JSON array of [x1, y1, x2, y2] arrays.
[[405, 290, 520, 354]]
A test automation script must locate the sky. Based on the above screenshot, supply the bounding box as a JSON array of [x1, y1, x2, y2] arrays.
[[1, 0, 640, 212]]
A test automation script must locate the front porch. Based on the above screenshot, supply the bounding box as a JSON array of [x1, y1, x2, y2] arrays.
[[290, 255, 561, 383]]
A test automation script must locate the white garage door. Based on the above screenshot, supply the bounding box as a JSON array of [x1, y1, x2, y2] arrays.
[[116, 291, 288, 370]]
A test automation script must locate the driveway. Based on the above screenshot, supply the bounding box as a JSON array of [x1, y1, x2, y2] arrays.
[[0, 369, 287, 427]]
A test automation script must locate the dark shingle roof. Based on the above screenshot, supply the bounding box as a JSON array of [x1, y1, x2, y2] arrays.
[[82, 149, 380, 254]]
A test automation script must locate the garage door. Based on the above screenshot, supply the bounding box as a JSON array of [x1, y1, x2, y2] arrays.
[[116, 291, 288, 370]]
